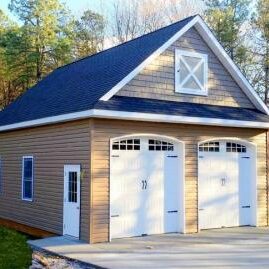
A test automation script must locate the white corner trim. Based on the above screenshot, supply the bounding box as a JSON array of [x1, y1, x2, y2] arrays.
[[99, 15, 269, 115], [99, 16, 200, 102], [0, 109, 268, 132]]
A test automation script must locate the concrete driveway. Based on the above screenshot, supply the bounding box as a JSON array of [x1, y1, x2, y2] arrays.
[[29, 227, 269, 269]]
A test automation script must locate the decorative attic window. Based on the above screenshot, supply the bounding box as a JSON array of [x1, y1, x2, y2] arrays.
[[175, 50, 208, 96]]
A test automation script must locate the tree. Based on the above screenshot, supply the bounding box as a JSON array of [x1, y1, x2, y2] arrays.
[[251, 0, 269, 105], [0, 10, 33, 108], [110, 0, 203, 44], [9, 0, 73, 82], [74, 10, 105, 59], [204, 0, 251, 68]]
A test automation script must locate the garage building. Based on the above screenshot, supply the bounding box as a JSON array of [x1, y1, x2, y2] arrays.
[[0, 15, 268, 243]]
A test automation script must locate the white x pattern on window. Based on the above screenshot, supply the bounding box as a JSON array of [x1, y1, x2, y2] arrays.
[[175, 50, 208, 95]]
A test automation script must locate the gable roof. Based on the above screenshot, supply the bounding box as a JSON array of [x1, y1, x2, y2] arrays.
[[0, 15, 268, 132], [100, 16, 269, 116], [0, 16, 194, 128]]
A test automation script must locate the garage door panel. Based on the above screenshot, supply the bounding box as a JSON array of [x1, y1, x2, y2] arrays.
[[199, 140, 255, 230], [110, 136, 183, 239], [164, 155, 180, 232], [110, 149, 144, 238], [239, 156, 253, 226]]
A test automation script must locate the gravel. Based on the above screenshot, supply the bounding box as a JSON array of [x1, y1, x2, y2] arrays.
[[30, 250, 97, 269]]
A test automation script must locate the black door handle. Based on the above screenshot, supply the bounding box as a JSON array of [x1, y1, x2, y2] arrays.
[[142, 180, 148, 190]]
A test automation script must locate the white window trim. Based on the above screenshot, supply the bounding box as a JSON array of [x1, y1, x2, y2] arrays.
[[22, 156, 34, 202], [175, 49, 208, 96]]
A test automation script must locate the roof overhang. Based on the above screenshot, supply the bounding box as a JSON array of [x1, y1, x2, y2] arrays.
[[99, 16, 269, 115], [0, 109, 268, 133]]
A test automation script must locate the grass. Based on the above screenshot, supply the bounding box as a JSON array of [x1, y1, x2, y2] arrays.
[[0, 226, 32, 269]]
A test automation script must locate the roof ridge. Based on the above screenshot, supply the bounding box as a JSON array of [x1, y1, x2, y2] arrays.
[[56, 15, 197, 71]]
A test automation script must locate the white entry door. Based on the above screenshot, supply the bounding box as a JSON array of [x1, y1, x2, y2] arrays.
[[63, 165, 81, 238], [110, 136, 183, 239], [198, 141, 255, 230]]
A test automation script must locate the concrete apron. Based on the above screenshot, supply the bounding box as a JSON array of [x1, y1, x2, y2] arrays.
[[28, 227, 269, 269]]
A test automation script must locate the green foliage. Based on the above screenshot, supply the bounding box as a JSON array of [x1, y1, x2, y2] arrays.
[[0, 226, 32, 269], [0, 1, 105, 109], [0, 0, 268, 108], [9, 0, 74, 81], [205, 0, 250, 66], [0, 10, 30, 107], [74, 10, 105, 59], [251, 0, 269, 104]]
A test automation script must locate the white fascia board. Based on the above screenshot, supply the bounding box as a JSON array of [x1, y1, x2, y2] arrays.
[[99, 16, 200, 101], [91, 109, 269, 129], [0, 110, 94, 132], [194, 17, 269, 115], [99, 15, 269, 115], [0, 109, 268, 132]]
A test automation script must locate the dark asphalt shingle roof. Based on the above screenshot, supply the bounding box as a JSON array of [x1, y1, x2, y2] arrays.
[[0, 14, 268, 128], [0, 16, 195, 127], [95, 96, 269, 123]]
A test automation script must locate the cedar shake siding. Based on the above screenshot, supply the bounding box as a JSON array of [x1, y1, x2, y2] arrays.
[[0, 120, 91, 242], [90, 119, 267, 243], [117, 28, 254, 109]]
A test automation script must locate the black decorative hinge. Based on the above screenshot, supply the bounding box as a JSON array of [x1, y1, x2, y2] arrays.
[[167, 210, 178, 213]]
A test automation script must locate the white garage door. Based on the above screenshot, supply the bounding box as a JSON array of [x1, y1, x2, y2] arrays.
[[110, 136, 184, 239], [198, 140, 256, 230]]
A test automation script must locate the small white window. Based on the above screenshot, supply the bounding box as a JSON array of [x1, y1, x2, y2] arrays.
[[22, 156, 34, 201], [175, 50, 208, 96]]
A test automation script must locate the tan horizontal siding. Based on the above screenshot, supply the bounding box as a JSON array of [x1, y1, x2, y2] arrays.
[[90, 119, 267, 243], [0, 120, 91, 242], [117, 27, 254, 109]]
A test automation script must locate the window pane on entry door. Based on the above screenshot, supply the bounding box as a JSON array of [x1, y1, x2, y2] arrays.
[[68, 172, 77, 203]]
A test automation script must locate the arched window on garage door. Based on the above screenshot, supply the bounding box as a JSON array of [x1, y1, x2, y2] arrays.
[[148, 139, 174, 151], [226, 142, 246, 153], [199, 141, 247, 153], [112, 138, 140, 150], [199, 141, 220, 152]]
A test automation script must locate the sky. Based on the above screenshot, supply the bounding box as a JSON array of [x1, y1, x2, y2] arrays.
[[0, 0, 111, 21]]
